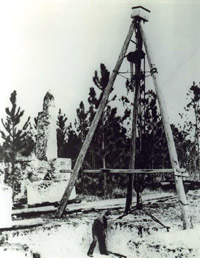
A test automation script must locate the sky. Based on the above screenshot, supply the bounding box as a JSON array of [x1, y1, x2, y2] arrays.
[[0, 0, 200, 128]]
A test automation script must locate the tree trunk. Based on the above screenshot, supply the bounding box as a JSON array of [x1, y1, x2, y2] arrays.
[[102, 114, 107, 196], [11, 160, 15, 201], [136, 190, 142, 209]]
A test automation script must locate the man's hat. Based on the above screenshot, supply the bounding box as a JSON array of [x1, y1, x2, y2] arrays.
[[104, 210, 111, 216]]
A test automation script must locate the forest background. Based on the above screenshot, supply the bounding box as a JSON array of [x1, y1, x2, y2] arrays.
[[0, 63, 199, 198]]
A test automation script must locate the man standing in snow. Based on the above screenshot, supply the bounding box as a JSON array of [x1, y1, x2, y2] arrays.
[[87, 210, 111, 257]]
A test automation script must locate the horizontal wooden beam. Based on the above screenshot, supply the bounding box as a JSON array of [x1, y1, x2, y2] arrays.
[[83, 168, 189, 177]]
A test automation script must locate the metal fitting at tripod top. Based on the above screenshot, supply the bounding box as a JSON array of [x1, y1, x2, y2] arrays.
[[131, 6, 150, 22]]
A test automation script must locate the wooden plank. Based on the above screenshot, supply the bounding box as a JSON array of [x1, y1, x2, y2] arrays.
[[13, 205, 57, 216], [0, 218, 44, 231], [55, 20, 136, 218], [13, 193, 175, 220], [174, 172, 189, 177], [139, 22, 190, 229], [83, 168, 188, 176]]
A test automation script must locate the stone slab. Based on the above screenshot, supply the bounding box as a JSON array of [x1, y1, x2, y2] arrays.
[[27, 179, 76, 205], [53, 158, 71, 170]]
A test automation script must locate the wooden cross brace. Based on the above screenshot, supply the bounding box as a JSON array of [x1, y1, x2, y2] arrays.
[[83, 168, 189, 177]]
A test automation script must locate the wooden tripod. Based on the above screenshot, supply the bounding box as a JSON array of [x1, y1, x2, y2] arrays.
[[55, 7, 190, 229]]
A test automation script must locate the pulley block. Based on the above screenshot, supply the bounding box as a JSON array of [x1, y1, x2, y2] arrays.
[[127, 50, 145, 64]]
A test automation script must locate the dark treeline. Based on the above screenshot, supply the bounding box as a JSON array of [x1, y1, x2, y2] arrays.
[[56, 65, 200, 195], [0, 64, 200, 197]]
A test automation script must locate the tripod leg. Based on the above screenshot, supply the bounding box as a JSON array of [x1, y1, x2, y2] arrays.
[[56, 20, 136, 218], [125, 19, 143, 213], [125, 62, 139, 213], [139, 22, 190, 229]]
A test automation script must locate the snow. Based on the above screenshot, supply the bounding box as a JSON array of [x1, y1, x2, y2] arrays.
[[0, 249, 32, 258], [0, 243, 32, 258], [6, 219, 200, 258], [2, 191, 200, 258], [9, 222, 92, 258]]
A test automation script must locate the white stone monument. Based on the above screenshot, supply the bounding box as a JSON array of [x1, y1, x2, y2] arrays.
[[36, 91, 57, 161], [28, 92, 76, 206]]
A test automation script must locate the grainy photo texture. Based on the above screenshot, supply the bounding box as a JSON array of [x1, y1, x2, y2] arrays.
[[0, 1, 199, 257]]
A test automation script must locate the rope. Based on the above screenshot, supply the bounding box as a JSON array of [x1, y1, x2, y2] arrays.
[[150, 67, 158, 76], [113, 69, 151, 81]]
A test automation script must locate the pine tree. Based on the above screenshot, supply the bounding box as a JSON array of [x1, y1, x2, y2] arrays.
[[88, 63, 117, 169], [0, 90, 34, 197], [137, 90, 170, 169], [171, 124, 192, 174], [72, 64, 130, 195], [57, 109, 68, 158], [75, 101, 89, 142], [122, 79, 170, 170], [122, 77, 170, 209], [56, 109, 81, 164], [86, 64, 130, 194], [179, 82, 200, 176]]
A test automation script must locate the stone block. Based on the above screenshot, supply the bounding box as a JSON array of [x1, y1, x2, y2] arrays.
[[53, 158, 72, 171], [27, 178, 76, 205], [53, 158, 72, 180]]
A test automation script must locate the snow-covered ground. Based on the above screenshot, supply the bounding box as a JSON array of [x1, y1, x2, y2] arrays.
[[2, 191, 200, 258]]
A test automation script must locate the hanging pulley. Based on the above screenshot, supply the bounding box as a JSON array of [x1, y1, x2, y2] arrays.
[[127, 50, 145, 64]]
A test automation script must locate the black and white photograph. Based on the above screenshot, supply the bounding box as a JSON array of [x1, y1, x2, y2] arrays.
[[0, 0, 200, 257]]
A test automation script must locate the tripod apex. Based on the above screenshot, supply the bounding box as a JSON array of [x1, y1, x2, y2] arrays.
[[131, 6, 150, 22]]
